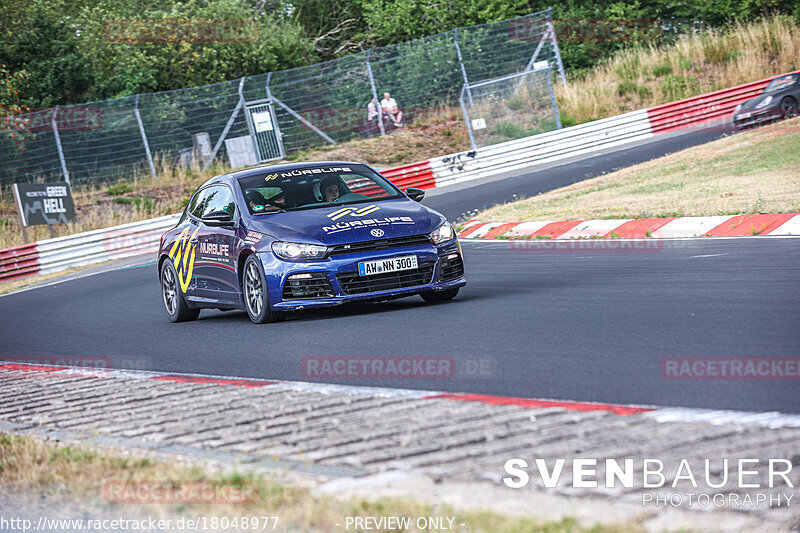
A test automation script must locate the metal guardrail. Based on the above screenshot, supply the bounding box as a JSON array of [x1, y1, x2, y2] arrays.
[[429, 109, 654, 187], [0, 214, 179, 282]]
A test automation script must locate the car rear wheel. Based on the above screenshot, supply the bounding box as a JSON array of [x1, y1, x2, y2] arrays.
[[421, 287, 459, 303], [243, 255, 280, 323], [780, 96, 798, 117], [161, 260, 199, 322]]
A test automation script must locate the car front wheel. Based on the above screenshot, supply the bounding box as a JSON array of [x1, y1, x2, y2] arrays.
[[780, 96, 798, 118], [243, 255, 279, 323], [161, 259, 199, 322]]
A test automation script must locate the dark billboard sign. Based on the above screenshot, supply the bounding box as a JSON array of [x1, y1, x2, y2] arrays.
[[12, 182, 76, 226]]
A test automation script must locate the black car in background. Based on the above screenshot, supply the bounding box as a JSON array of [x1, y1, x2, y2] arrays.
[[733, 72, 799, 129]]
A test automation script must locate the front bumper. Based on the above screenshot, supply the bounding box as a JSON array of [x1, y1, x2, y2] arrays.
[[261, 240, 466, 311], [733, 107, 782, 129]]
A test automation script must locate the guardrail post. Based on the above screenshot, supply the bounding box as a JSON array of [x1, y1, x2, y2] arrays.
[[135, 94, 158, 179], [365, 50, 386, 136], [51, 106, 71, 187], [454, 29, 473, 106]]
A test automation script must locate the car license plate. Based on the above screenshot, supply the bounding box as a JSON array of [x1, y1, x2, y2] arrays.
[[358, 255, 418, 276], [739, 112, 752, 119]]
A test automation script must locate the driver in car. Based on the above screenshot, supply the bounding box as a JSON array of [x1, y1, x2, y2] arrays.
[[321, 176, 343, 202]]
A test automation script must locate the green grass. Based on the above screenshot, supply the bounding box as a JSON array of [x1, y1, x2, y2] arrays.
[[473, 117, 800, 223], [106, 183, 134, 195]]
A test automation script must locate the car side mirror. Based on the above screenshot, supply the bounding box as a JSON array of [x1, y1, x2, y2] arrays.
[[405, 188, 425, 202], [202, 210, 235, 227]]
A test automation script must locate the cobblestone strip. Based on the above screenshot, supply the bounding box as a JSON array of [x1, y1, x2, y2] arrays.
[[1, 363, 799, 528]]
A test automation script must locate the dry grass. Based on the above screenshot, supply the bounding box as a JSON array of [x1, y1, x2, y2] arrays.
[[279, 107, 470, 166], [556, 16, 800, 125], [474, 117, 800, 223], [0, 433, 643, 533]]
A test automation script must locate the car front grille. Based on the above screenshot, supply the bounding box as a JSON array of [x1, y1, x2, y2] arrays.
[[337, 262, 434, 295], [282, 273, 334, 299], [439, 254, 464, 281], [328, 234, 432, 256]]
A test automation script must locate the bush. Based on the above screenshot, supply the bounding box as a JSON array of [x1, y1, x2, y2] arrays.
[[618, 81, 652, 99], [661, 75, 701, 101], [652, 63, 673, 77], [107, 184, 133, 195]]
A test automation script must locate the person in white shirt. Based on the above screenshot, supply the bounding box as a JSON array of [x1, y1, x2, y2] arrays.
[[367, 97, 379, 124], [381, 92, 404, 127]]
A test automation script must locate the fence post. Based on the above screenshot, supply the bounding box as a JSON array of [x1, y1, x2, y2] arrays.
[[459, 86, 477, 150], [51, 106, 71, 187], [204, 77, 245, 170], [545, 68, 562, 129], [454, 29, 473, 106], [365, 50, 385, 136], [548, 7, 568, 88], [135, 94, 158, 179]]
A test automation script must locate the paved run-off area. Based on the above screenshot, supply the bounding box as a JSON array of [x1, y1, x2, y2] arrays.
[[1, 364, 799, 532]]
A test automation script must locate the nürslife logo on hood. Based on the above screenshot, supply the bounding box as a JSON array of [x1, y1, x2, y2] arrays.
[[323, 213, 414, 234]]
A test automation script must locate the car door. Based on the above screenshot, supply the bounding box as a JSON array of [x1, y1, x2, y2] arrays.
[[193, 185, 239, 302], [167, 188, 206, 297]]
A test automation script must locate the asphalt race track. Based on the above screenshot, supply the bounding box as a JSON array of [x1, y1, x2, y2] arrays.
[[2, 238, 798, 413], [3, 123, 798, 415]]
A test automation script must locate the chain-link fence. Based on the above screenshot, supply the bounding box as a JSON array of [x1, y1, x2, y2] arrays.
[[461, 67, 562, 148], [0, 7, 565, 190]]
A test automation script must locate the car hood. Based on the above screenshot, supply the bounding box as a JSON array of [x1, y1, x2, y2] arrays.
[[739, 93, 776, 111], [246, 198, 445, 246]]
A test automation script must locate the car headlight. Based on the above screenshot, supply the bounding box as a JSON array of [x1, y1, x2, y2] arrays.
[[755, 96, 773, 109], [271, 241, 327, 261], [429, 221, 455, 245], [734, 103, 742, 114]]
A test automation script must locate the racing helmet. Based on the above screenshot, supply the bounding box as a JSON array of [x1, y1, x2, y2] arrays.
[[245, 189, 267, 206], [313, 175, 347, 202]]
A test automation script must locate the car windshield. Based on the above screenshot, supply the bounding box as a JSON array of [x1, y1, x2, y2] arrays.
[[238, 164, 402, 215], [764, 75, 796, 93]]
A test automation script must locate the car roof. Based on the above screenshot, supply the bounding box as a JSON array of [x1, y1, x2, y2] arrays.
[[201, 161, 367, 188]]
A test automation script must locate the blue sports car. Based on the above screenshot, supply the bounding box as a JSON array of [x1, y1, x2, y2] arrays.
[[158, 162, 466, 323]]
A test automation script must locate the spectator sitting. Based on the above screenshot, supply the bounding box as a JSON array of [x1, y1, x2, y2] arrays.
[[367, 97, 380, 126], [381, 91, 404, 127]]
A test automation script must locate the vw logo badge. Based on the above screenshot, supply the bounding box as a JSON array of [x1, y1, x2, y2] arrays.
[[371, 228, 385, 237]]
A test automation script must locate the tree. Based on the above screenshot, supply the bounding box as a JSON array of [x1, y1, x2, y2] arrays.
[[0, 10, 94, 108]]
